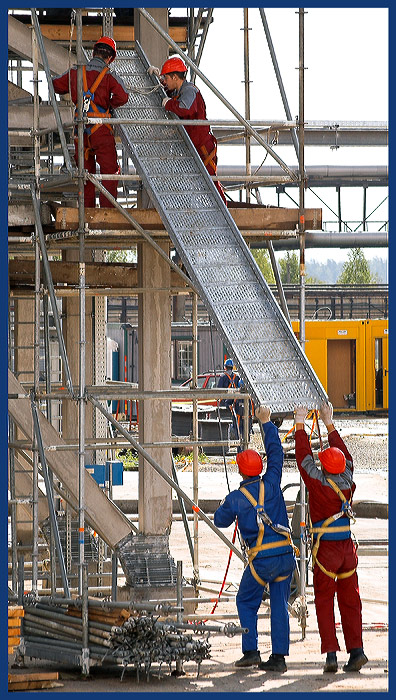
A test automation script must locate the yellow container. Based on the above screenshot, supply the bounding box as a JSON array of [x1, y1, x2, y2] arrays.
[[292, 319, 388, 412]]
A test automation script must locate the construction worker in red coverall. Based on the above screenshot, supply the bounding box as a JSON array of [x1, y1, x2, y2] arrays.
[[147, 57, 227, 204], [294, 401, 368, 673], [52, 37, 129, 208]]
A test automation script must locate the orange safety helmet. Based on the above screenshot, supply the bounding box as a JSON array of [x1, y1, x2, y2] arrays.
[[94, 36, 117, 62], [161, 56, 187, 75], [236, 449, 263, 477], [318, 447, 346, 474]]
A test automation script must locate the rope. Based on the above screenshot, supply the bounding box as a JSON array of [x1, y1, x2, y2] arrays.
[[315, 409, 323, 450], [201, 520, 238, 622]]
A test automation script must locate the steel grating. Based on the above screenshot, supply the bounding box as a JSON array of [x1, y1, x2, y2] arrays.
[[113, 45, 327, 412]]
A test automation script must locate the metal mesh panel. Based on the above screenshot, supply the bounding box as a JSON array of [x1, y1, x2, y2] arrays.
[[113, 48, 327, 412]]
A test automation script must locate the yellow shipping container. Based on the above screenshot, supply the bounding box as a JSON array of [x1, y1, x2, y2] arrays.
[[291, 319, 388, 412]]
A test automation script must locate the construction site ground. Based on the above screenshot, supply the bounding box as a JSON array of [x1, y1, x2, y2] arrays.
[[9, 415, 389, 693]]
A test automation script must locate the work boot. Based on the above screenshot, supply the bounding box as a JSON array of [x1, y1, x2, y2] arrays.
[[234, 650, 261, 667], [343, 648, 368, 672], [259, 654, 287, 673], [323, 652, 338, 673]]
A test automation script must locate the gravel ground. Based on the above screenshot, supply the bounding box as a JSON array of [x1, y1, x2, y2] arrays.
[[193, 415, 389, 475]]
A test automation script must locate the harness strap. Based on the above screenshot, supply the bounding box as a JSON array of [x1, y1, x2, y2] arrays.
[[315, 558, 356, 581], [309, 478, 355, 580], [78, 66, 113, 137], [248, 562, 289, 587], [199, 143, 217, 172], [326, 477, 356, 522], [240, 482, 294, 586]]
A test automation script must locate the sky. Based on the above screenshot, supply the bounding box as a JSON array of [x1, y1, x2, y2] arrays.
[[182, 6, 389, 266]]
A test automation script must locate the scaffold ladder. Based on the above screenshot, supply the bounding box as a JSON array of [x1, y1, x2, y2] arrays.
[[113, 44, 327, 413]]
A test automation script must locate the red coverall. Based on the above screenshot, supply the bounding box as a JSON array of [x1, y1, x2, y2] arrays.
[[295, 428, 363, 654], [53, 56, 128, 207], [163, 80, 227, 204]]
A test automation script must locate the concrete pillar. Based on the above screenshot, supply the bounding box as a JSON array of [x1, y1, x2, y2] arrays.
[[137, 241, 172, 534], [134, 8, 173, 535], [134, 7, 169, 210], [134, 7, 169, 66]]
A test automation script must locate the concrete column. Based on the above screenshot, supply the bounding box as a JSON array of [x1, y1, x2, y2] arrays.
[[137, 241, 172, 534], [134, 7, 169, 210], [134, 7, 169, 65], [134, 8, 173, 535]]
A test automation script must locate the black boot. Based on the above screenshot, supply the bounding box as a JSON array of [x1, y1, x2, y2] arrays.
[[343, 648, 368, 672], [323, 652, 338, 673], [259, 654, 287, 673], [234, 650, 261, 667]]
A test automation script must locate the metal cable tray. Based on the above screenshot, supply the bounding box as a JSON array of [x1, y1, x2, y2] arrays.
[[113, 45, 327, 413]]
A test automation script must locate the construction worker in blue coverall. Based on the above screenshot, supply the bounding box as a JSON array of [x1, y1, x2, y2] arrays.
[[214, 405, 296, 672], [217, 358, 240, 442]]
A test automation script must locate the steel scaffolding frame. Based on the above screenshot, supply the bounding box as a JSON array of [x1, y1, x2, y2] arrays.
[[7, 8, 388, 672]]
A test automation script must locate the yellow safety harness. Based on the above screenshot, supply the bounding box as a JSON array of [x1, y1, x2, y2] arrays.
[[310, 477, 357, 581], [239, 480, 294, 587]]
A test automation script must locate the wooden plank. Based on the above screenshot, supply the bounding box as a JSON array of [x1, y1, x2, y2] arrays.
[[8, 636, 21, 646], [8, 370, 133, 549], [8, 607, 24, 618], [9, 672, 59, 683], [38, 24, 187, 44], [66, 606, 130, 626], [8, 618, 22, 628], [54, 206, 322, 232], [9, 260, 186, 290], [8, 680, 63, 691]]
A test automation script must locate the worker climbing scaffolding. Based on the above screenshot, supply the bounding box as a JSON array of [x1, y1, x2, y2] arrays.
[[52, 36, 129, 207], [147, 56, 227, 204]]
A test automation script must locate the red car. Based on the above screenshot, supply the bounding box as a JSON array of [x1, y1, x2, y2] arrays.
[[174, 372, 223, 408]]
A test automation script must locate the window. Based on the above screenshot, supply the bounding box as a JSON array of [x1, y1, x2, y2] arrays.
[[177, 340, 193, 380]]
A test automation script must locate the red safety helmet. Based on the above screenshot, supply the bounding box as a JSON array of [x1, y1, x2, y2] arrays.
[[318, 447, 346, 474], [161, 56, 187, 75], [236, 449, 263, 477], [94, 36, 117, 62]]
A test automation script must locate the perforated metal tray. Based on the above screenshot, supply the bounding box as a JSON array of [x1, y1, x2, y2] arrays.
[[113, 45, 327, 412]]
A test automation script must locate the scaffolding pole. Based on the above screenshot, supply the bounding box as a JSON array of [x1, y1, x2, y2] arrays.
[[87, 395, 245, 563], [31, 25, 40, 596], [298, 7, 308, 640], [243, 8, 251, 204], [76, 8, 87, 599], [192, 292, 200, 591]]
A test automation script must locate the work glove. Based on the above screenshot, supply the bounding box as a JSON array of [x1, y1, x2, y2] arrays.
[[255, 405, 271, 424], [162, 97, 171, 107], [319, 401, 333, 427], [147, 65, 160, 77], [294, 406, 308, 425]]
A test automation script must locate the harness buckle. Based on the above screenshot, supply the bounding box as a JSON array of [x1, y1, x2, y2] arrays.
[[341, 501, 355, 520], [83, 94, 92, 114], [255, 505, 271, 529]]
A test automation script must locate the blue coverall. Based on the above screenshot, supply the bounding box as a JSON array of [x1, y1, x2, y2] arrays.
[[214, 421, 296, 655], [217, 371, 240, 440]]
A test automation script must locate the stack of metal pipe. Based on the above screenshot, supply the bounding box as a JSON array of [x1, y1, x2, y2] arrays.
[[108, 614, 211, 677]]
